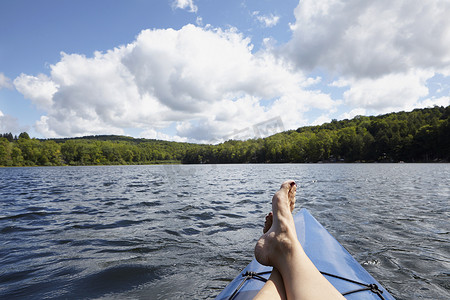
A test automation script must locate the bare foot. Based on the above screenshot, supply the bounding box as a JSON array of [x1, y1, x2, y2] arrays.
[[263, 182, 296, 234], [255, 180, 298, 267]]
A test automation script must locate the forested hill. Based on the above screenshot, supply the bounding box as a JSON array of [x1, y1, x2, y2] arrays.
[[182, 105, 449, 163], [0, 105, 449, 167]]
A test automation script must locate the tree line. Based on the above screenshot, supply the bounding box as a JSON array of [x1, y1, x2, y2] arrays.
[[0, 134, 191, 167], [182, 106, 449, 163], [0, 106, 449, 167]]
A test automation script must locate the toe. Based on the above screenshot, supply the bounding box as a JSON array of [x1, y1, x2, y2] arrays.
[[263, 212, 273, 233], [281, 180, 296, 190], [288, 182, 297, 212]]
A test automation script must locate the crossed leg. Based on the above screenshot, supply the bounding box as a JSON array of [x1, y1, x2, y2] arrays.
[[254, 182, 296, 300], [254, 180, 345, 300]]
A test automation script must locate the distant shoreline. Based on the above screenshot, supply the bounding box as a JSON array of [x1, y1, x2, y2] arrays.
[[1, 106, 449, 166], [2, 161, 449, 168]]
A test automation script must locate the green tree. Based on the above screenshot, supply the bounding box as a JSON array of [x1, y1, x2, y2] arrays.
[[11, 145, 24, 165], [19, 132, 30, 140], [0, 137, 12, 166]]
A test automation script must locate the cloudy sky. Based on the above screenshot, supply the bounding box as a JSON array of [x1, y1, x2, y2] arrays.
[[1, 0, 449, 143]]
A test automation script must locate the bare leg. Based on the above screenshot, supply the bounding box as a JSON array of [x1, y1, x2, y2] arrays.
[[256, 182, 296, 299], [255, 180, 344, 300], [253, 268, 286, 300]]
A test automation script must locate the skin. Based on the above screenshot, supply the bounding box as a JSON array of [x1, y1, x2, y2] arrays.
[[254, 180, 345, 300], [263, 180, 296, 234]]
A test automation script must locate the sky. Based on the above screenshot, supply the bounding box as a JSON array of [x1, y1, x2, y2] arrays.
[[0, 0, 449, 143]]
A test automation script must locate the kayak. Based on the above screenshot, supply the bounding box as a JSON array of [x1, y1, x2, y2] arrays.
[[215, 208, 395, 300]]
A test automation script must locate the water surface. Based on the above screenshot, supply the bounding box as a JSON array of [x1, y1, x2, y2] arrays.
[[0, 164, 449, 299]]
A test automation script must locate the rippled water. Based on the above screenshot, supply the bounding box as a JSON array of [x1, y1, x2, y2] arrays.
[[0, 164, 449, 299]]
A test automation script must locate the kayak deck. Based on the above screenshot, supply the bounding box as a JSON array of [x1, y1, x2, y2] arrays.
[[215, 208, 395, 300]]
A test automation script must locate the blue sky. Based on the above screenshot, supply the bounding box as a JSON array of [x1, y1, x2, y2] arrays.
[[1, 0, 449, 143]]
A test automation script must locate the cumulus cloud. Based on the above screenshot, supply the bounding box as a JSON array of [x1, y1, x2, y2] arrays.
[[14, 73, 58, 110], [342, 70, 433, 113], [286, 0, 450, 78], [14, 24, 336, 141], [339, 108, 367, 120], [282, 0, 450, 116], [139, 128, 188, 143], [418, 96, 450, 109], [0, 73, 13, 90], [172, 0, 198, 13], [253, 11, 280, 28], [0, 110, 22, 133]]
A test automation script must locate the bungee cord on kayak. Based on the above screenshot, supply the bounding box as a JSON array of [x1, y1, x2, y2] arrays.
[[228, 271, 271, 300], [227, 270, 386, 300], [321, 271, 385, 300]]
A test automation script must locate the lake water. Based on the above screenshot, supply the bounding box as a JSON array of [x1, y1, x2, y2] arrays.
[[0, 164, 449, 299]]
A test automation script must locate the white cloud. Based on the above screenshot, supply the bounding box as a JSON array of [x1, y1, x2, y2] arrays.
[[0, 110, 23, 133], [196, 16, 203, 26], [282, 0, 450, 116], [14, 73, 58, 110], [311, 114, 332, 126], [253, 11, 280, 28], [339, 108, 367, 120], [0, 73, 13, 90], [342, 70, 433, 113], [172, 0, 198, 13], [286, 0, 450, 78], [15, 24, 338, 141], [418, 96, 450, 109], [329, 79, 350, 88], [139, 128, 188, 143]]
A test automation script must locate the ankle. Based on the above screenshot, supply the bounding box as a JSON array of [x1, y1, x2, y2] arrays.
[[275, 231, 300, 256]]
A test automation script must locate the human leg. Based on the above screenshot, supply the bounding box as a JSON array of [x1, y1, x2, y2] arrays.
[[253, 268, 286, 300], [255, 182, 296, 300], [255, 180, 344, 300]]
